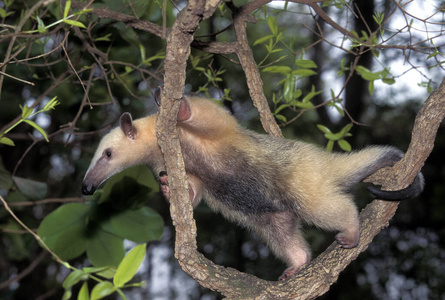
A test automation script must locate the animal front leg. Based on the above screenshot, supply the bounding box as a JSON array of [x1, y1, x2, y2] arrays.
[[158, 171, 170, 200], [158, 171, 203, 207]]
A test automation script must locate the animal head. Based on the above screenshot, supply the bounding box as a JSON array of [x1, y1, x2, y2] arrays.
[[82, 112, 159, 195]]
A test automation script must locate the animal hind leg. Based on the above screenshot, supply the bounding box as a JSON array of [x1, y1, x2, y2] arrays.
[[255, 211, 311, 280], [304, 194, 360, 249], [332, 200, 360, 248]]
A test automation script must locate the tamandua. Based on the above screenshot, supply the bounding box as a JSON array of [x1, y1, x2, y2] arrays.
[[82, 88, 424, 280]]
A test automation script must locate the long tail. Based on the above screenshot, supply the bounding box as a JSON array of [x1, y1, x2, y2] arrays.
[[340, 146, 424, 201], [368, 172, 424, 201]]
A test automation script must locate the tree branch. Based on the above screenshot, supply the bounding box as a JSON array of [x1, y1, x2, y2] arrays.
[[71, 1, 165, 38], [231, 6, 283, 138]]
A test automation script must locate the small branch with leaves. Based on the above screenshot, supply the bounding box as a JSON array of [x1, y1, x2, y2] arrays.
[[0, 96, 59, 146]]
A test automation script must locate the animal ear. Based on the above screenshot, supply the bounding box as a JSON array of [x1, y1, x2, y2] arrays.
[[177, 96, 191, 122], [120, 112, 137, 139], [154, 85, 163, 106], [154, 85, 191, 122]]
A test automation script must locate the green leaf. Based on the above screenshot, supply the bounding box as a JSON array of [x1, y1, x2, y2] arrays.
[[294, 59, 317, 69], [269, 48, 283, 54], [262, 66, 291, 74], [53, 221, 88, 260], [21, 105, 33, 119], [334, 104, 345, 117], [100, 176, 150, 212], [275, 114, 287, 122], [113, 244, 146, 287], [62, 289, 72, 300], [291, 69, 317, 78], [382, 77, 395, 85], [139, 44, 146, 62], [292, 89, 302, 101], [317, 124, 332, 134], [81, 266, 115, 280], [63, 270, 89, 290], [23, 119, 49, 141], [63, 19, 86, 28], [327, 140, 334, 152], [253, 35, 274, 46], [38, 203, 90, 250], [82, 266, 111, 274], [372, 49, 380, 58], [95, 34, 112, 42], [339, 123, 353, 135], [427, 50, 439, 59], [124, 66, 132, 74], [267, 16, 278, 35], [78, 282, 89, 300], [330, 89, 336, 100], [36, 16, 47, 33], [64, 0, 71, 18], [42, 96, 59, 111], [294, 101, 314, 109], [302, 86, 322, 103], [338, 139, 352, 152], [356, 66, 381, 81], [0, 136, 14, 146], [99, 165, 157, 203], [90, 281, 115, 300], [274, 104, 289, 115], [86, 229, 125, 267], [324, 132, 340, 140], [12, 176, 47, 200], [283, 75, 294, 103], [368, 80, 375, 95], [105, 207, 164, 243]]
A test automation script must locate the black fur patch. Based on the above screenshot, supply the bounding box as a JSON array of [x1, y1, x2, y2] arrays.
[[180, 131, 294, 215]]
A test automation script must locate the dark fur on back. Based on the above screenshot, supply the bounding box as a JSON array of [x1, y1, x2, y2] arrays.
[[180, 130, 296, 215]]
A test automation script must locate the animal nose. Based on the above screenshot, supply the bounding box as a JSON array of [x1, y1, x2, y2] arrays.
[[82, 183, 95, 195]]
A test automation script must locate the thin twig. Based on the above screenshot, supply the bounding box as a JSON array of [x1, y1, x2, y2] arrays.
[[0, 195, 66, 266]]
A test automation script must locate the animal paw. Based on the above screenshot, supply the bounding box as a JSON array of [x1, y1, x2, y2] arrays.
[[279, 267, 299, 281], [335, 231, 359, 249], [158, 171, 170, 201]]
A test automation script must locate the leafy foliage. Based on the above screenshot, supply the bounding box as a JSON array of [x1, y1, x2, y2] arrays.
[[61, 243, 147, 300], [0, 96, 59, 146], [317, 123, 353, 152], [38, 166, 163, 266]]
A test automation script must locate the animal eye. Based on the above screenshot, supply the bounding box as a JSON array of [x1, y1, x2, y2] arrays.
[[104, 149, 112, 158]]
